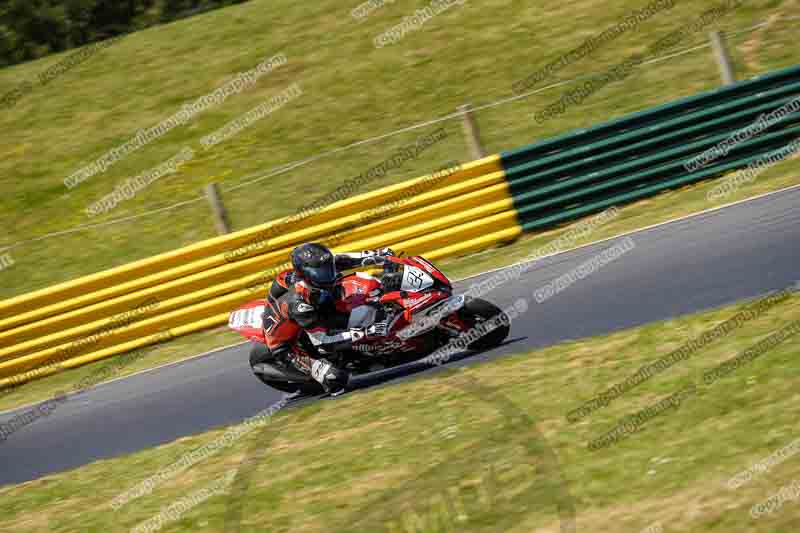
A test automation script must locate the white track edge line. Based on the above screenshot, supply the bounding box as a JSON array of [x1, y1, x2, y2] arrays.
[[0, 340, 248, 417], [453, 181, 800, 283]]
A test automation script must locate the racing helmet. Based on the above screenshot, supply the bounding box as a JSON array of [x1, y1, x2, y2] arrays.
[[291, 242, 337, 290]]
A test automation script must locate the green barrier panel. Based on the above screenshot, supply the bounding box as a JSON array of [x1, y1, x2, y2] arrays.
[[501, 64, 800, 170], [499, 63, 800, 230], [505, 84, 800, 189], [508, 109, 800, 201], [511, 124, 800, 220], [519, 140, 800, 233], [517, 133, 800, 224]]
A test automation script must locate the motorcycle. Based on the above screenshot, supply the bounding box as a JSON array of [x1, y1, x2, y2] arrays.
[[227, 255, 510, 395]]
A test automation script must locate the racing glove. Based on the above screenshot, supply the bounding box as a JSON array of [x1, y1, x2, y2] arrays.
[[360, 248, 395, 266], [350, 322, 390, 341]]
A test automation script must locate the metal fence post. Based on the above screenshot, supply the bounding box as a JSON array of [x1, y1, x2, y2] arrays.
[[709, 31, 736, 85], [205, 182, 231, 235], [458, 103, 487, 161]]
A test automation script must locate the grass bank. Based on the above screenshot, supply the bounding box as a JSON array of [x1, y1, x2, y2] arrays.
[[1, 290, 798, 532], [1, 0, 797, 299]]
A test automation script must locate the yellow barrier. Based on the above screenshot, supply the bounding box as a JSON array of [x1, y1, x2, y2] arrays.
[[0, 217, 521, 385], [0, 318, 223, 389], [0, 155, 522, 387], [0, 156, 502, 321], [0, 171, 511, 350], [0, 202, 521, 367]]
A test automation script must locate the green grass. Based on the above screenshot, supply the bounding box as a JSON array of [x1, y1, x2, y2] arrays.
[[0, 0, 798, 299], [1, 290, 799, 532]]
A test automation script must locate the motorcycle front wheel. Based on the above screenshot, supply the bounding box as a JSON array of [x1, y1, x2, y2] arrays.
[[458, 298, 511, 351]]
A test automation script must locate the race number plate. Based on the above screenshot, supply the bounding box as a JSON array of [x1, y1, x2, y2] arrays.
[[401, 265, 434, 292], [228, 306, 265, 330]]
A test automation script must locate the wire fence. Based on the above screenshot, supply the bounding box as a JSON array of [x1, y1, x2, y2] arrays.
[[2, 14, 799, 303], [0, 19, 781, 255]]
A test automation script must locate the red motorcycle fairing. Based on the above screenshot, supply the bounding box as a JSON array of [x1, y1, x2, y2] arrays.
[[228, 298, 302, 351], [384, 255, 452, 293], [379, 289, 450, 324], [228, 299, 268, 344], [335, 272, 383, 313], [403, 255, 451, 287], [228, 255, 462, 357], [344, 288, 455, 356]]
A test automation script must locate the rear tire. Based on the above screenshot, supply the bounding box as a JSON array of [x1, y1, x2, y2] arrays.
[[459, 298, 510, 351], [260, 379, 315, 395], [249, 343, 322, 395]]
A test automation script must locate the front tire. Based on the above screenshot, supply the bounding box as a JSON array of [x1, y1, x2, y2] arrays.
[[458, 298, 510, 351]]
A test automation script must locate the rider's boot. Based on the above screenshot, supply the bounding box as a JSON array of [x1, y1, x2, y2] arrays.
[[310, 359, 350, 394], [289, 352, 350, 394]]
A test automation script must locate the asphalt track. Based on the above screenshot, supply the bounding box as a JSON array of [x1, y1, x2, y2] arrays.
[[1, 187, 798, 487]]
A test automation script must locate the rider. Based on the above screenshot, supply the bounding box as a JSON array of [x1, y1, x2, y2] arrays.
[[266, 242, 399, 393]]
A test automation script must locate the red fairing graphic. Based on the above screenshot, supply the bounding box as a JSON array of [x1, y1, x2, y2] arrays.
[[229, 256, 459, 358], [336, 273, 383, 313]]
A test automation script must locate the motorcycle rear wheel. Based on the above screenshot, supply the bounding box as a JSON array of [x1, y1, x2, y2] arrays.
[[249, 343, 323, 395]]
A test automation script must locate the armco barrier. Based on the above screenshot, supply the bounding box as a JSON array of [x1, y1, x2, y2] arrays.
[[1, 63, 799, 387], [501, 64, 800, 230], [0, 161, 511, 349], [0, 155, 503, 322]]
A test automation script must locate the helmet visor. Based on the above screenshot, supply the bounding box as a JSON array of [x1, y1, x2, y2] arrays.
[[304, 263, 337, 287]]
